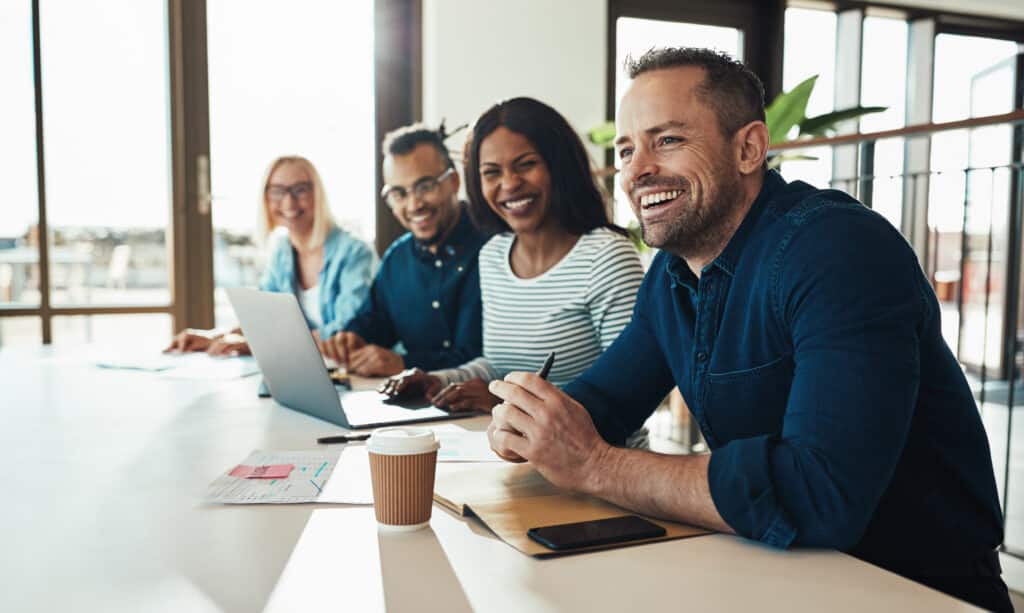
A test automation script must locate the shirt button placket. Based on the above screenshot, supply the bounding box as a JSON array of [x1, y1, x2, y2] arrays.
[[693, 275, 718, 447]]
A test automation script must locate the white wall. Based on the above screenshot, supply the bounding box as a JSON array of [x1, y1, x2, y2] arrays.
[[422, 0, 608, 164]]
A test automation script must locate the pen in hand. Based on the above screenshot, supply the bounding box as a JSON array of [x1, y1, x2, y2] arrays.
[[537, 351, 555, 380], [499, 351, 556, 439]]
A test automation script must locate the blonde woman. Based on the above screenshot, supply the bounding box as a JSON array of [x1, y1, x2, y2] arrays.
[[166, 155, 375, 355]]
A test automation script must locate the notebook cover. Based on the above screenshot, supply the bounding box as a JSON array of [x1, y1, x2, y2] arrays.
[[434, 463, 709, 558]]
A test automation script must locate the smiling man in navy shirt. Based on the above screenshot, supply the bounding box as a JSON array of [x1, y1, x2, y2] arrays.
[[319, 123, 488, 376], [486, 47, 1009, 611]]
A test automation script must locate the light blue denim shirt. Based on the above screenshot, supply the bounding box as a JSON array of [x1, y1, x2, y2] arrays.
[[259, 226, 376, 337]]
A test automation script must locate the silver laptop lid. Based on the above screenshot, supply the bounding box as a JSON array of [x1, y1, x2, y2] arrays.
[[227, 287, 467, 429], [227, 287, 352, 427]]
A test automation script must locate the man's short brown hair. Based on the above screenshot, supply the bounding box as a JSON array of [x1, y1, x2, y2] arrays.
[[625, 47, 766, 137]]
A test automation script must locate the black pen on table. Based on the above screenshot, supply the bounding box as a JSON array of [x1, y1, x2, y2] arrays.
[[317, 433, 371, 444]]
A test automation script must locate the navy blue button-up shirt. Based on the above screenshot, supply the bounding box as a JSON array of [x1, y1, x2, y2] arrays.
[[565, 170, 1003, 577], [346, 205, 487, 371]]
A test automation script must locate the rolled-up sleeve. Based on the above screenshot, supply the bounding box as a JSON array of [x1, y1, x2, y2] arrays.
[[708, 207, 924, 549]]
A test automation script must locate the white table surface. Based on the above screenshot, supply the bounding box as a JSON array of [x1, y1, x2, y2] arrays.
[[1, 345, 981, 612]]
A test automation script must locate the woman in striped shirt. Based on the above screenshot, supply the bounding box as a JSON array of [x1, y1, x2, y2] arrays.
[[381, 97, 644, 417]]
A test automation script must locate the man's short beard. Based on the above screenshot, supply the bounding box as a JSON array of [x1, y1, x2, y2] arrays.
[[640, 169, 744, 260], [416, 203, 458, 247], [417, 227, 445, 246]]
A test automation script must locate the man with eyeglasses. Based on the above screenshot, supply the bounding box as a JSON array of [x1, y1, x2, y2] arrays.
[[318, 123, 488, 376]]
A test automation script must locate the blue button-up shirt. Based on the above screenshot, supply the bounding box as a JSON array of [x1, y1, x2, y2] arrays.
[[566, 170, 1003, 577], [259, 226, 376, 338], [346, 205, 487, 371]]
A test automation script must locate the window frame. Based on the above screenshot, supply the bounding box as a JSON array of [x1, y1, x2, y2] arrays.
[[1, 0, 421, 344]]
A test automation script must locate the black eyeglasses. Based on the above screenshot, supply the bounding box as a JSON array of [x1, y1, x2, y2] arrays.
[[380, 167, 454, 207], [266, 181, 313, 203]]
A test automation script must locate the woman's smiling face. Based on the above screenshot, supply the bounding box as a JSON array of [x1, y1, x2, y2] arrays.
[[478, 126, 554, 235], [265, 162, 315, 236]]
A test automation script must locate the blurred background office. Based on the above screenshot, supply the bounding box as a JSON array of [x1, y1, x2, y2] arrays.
[[2, 0, 1023, 598]]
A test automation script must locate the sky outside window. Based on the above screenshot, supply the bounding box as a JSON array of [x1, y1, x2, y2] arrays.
[[207, 0, 375, 327], [860, 16, 908, 228], [207, 0, 375, 242], [780, 7, 836, 187], [0, 1, 40, 242]]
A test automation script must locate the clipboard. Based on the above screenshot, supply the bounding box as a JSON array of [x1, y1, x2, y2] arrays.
[[433, 463, 709, 558]]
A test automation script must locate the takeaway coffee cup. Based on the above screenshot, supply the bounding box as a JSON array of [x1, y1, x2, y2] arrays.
[[367, 427, 440, 531]]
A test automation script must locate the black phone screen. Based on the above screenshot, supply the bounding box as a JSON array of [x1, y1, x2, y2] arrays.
[[527, 515, 667, 550]]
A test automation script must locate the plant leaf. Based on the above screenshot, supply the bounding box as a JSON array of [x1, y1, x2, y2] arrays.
[[765, 75, 817, 145], [798, 106, 888, 137], [588, 121, 617, 148]]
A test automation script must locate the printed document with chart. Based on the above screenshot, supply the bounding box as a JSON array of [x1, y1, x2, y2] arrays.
[[204, 448, 373, 504]]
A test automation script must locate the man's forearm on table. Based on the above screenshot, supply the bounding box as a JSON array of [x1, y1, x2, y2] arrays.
[[583, 446, 735, 534]]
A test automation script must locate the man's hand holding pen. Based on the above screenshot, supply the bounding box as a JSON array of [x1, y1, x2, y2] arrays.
[[484, 351, 611, 491], [487, 371, 611, 491]]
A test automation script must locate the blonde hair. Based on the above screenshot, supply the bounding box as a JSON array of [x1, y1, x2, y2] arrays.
[[258, 155, 336, 249]]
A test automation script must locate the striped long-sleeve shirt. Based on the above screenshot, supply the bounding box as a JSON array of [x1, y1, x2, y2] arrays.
[[432, 227, 644, 387]]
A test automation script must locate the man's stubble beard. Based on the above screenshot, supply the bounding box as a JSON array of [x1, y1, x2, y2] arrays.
[[640, 167, 745, 261], [418, 199, 459, 247]]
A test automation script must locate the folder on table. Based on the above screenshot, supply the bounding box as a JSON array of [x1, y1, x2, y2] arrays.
[[433, 463, 709, 558]]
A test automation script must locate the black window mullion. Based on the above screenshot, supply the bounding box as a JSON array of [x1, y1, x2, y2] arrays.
[[30, 0, 51, 344]]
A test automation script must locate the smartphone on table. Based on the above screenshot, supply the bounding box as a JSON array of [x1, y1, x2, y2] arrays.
[[527, 515, 666, 550]]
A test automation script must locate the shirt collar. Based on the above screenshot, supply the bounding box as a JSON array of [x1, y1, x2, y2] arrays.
[[666, 254, 698, 290], [664, 169, 786, 284], [413, 202, 474, 260], [712, 169, 785, 276]]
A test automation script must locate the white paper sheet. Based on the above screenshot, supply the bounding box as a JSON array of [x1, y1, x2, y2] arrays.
[[204, 449, 371, 504], [317, 445, 373, 504], [95, 352, 190, 372], [95, 350, 259, 379], [431, 425, 504, 463], [158, 355, 259, 380]]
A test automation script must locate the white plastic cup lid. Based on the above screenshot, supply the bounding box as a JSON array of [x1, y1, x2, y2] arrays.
[[367, 427, 439, 455]]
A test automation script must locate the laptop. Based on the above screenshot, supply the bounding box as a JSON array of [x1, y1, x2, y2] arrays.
[[227, 287, 478, 430]]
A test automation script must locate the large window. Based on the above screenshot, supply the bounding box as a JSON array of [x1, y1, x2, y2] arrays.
[[0, 0, 408, 348], [207, 0, 376, 329], [859, 16, 908, 229], [927, 34, 1019, 369], [0, 0, 175, 347], [0, 1, 40, 313], [41, 0, 173, 309], [779, 7, 837, 188]]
